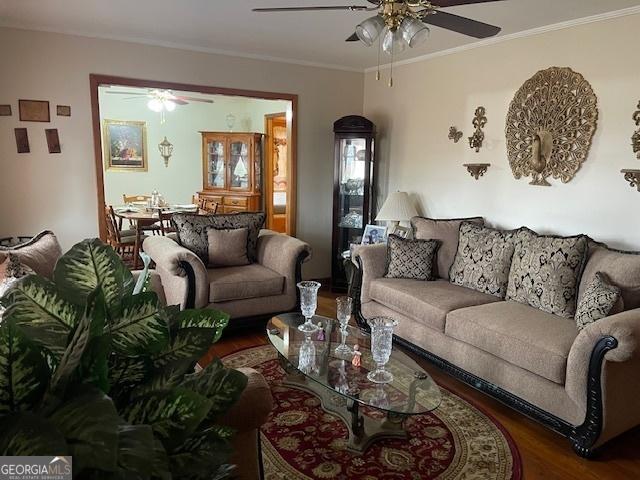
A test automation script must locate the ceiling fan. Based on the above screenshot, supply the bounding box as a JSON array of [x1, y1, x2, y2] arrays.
[[253, 1, 504, 56], [105, 88, 214, 113]]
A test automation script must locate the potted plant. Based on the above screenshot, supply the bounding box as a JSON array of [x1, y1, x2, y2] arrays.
[[0, 239, 247, 480]]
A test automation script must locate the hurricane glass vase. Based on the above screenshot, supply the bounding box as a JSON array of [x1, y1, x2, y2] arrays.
[[297, 281, 321, 333], [367, 317, 398, 384]]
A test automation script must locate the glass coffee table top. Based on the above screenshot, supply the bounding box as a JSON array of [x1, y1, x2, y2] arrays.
[[267, 313, 441, 416]]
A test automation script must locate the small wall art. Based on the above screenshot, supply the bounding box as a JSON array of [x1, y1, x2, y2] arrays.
[[45, 128, 61, 154], [19, 99, 50, 122], [0, 105, 11, 116], [468, 107, 487, 153], [14, 128, 30, 153], [448, 126, 463, 143], [57, 105, 71, 117], [632, 101, 640, 160]]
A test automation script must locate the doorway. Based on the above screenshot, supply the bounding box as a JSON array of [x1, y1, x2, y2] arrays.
[[264, 113, 293, 234]]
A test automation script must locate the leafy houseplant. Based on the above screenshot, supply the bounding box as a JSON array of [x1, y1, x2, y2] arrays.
[[0, 239, 247, 480]]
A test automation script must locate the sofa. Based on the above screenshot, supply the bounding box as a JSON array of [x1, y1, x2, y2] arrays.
[[2, 231, 273, 479], [352, 217, 640, 457], [143, 230, 311, 321]]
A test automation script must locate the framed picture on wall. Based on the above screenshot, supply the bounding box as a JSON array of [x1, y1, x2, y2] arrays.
[[103, 119, 148, 172]]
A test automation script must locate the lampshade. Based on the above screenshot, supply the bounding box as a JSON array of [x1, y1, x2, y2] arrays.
[[400, 17, 430, 48], [356, 15, 385, 46], [375, 191, 418, 222], [382, 28, 407, 55]]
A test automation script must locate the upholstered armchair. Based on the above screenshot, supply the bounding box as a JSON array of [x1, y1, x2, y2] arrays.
[[143, 230, 312, 320]]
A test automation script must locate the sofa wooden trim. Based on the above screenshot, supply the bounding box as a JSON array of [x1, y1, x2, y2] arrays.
[[352, 255, 616, 458]]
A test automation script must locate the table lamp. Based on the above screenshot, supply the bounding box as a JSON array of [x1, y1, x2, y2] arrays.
[[375, 191, 418, 234]]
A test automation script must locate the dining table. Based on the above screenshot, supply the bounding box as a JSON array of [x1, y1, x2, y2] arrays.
[[113, 205, 198, 269]]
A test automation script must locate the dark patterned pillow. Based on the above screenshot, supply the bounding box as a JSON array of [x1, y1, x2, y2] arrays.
[[172, 212, 265, 264], [575, 272, 623, 330], [385, 234, 440, 281], [506, 228, 588, 318], [449, 223, 517, 298], [0, 253, 35, 322]]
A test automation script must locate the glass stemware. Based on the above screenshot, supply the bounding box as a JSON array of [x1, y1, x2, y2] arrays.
[[297, 281, 321, 333], [367, 317, 398, 384], [334, 296, 353, 356]]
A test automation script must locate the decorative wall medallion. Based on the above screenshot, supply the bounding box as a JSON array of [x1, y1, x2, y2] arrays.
[[448, 126, 463, 143], [463, 163, 491, 180], [506, 67, 598, 186], [468, 107, 486, 153], [632, 101, 640, 159]]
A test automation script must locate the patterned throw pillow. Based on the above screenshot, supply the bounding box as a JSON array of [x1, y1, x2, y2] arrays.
[[384, 234, 440, 281], [0, 253, 35, 322], [506, 228, 588, 318], [575, 272, 623, 330], [172, 212, 265, 264], [449, 223, 517, 298]]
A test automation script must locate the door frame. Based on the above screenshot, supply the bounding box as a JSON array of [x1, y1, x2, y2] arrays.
[[264, 112, 294, 235], [90, 74, 298, 240]]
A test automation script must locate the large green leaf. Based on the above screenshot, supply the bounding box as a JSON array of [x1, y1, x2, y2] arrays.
[[153, 328, 215, 371], [49, 387, 120, 473], [110, 292, 169, 355], [151, 437, 172, 480], [176, 310, 229, 344], [183, 359, 247, 420], [116, 424, 156, 480], [0, 321, 49, 414], [0, 412, 68, 456], [108, 355, 151, 408], [169, 427, 234, 480], [122, 388, 212, 452], [54, 238, 134, 312], [2, 275, 81, 357]]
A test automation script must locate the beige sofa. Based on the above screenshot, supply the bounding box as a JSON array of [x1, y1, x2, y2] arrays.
[[144, 230, 311, 322], [353, 222, 640, 457]]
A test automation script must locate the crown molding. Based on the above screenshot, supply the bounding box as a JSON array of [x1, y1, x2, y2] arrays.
[[364, 5, 640, 73], [0, 22, 363, 73]]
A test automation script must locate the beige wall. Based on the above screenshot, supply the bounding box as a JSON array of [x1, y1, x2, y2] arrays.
[[0, 27, 364, 278], [100, 90, 289, 208], [364, 13, 640, 249]]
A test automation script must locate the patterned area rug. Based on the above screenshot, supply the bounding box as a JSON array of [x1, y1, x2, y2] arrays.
[[223, 345, 522, 480]]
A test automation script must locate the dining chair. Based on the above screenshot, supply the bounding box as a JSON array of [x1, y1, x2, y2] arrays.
[[198, 198, 219, 214], [123, 194, 151, 204], [158, 210, 177, 236], [104, 205, 138, 263]]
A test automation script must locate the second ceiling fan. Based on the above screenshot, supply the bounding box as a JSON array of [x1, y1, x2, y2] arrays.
[[254, 0, 505, 57]]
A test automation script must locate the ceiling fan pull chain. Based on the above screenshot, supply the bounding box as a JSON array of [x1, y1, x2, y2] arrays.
[[376, 34, 382, 81], [389, 44, 394, 88]]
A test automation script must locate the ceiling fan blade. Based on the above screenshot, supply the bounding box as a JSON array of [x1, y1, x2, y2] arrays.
[[345, 32, 360, 42], [253, 5, 370, 12], [177, 96, 214, 103], [432, 0, 506, 6], [422, 10, 501, 38], [172, 99, 189, 105]]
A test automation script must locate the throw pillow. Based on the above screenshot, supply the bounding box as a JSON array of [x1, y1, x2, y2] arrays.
[[575, 272, 623, 330], [410, 216, 484, 280], [449, 222, 518, 298], [578, 241, 640, 311], [0, 253, 35, 322], [384, 234, 440, 281], [0, 231, 62, 279], [506, 228, 588, 318], [172, 212, 265, 264], [206, 227, 250, 267]]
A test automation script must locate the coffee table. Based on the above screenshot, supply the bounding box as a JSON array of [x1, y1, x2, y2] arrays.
[[267, 312, 442, 452]]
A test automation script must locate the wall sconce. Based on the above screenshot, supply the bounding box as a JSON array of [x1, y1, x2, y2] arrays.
[[468, 106, 487, 153], [158, 136, 174, 168]]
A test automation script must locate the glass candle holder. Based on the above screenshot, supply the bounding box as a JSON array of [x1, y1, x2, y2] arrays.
[[334, 296, 353, 356], [367, 317, 398, 384], [297, 281, 321, 333]]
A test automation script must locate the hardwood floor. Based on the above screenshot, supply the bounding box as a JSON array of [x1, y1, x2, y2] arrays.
[[211, 290, 640, 480]]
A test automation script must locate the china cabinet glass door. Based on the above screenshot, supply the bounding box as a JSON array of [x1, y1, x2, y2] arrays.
[[229, 139, 250, 190], [207, 139, 226, 189], [337, 138, 367, 232]]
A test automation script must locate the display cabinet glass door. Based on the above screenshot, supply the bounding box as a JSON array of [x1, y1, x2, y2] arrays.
[[337, 138, 368, 250], [207, 139, 226, 189], [229, 138, 251, 190]]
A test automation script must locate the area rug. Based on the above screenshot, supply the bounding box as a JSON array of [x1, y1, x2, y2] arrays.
[[223, 345, 522, 480]]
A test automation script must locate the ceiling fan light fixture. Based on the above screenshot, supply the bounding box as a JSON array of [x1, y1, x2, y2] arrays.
[[147, 98, 163, 112], [400, 17, 430, 48], [382, 28, 406, 55], [356, 15, 385, 46], [163, 99, 177, 112]]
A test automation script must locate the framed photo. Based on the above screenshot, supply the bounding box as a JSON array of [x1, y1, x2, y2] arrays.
[[0, 105, 12, 116], [57, 105, 71, 117], [45, 129, 61, 154], [392, 226, 411, 239], [361, 224, 388, 245], [19, 99, 50, 122], [103, 119, 148, 172], [14, 128, 29, 153]]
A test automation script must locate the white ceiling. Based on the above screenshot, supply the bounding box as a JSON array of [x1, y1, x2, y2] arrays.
[[1, 0, 639, 70]]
